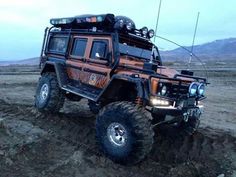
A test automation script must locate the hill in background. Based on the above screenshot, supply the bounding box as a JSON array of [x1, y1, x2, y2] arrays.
[[160, 38, 236, 62], [0, 58, 39, 66], [0, 38, 235, 66]]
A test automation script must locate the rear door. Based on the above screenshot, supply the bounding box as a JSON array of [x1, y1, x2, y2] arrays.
[[66, 36, 88, 85]]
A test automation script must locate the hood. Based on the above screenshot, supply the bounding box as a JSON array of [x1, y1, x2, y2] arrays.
[[156, 67, 179, 78]]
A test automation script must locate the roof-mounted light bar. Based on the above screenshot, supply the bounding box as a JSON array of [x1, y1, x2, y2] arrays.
[[50, 14, 114, 27], [114, 16, 136, 31], [49, 14, 154, 39], [50, 17, 75, 25]]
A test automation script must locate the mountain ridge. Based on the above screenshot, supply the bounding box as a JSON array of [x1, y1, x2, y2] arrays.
[[160, 37, 236, 61], [0, 38, 235, 66]]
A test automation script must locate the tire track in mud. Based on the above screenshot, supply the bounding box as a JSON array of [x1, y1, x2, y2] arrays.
[[0, 99, 236, 177], [0, 99, 157, 177], [0, 99, 100, 156]]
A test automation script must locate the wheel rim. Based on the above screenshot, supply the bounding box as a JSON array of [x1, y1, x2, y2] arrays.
[[40, 83, 49, 101], [107, 122, 127, 147]]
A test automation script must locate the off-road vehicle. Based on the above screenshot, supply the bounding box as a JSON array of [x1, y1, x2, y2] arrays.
[[35, 14, 207, 165]]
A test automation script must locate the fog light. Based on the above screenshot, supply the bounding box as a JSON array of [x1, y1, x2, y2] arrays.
[[148, 29, 155, 38], [189, 82, 198, 96], [197, 83, 205, 96], [126, 22, 132, 30], [151, 98, 169, 106], [119, 19, 124, 28], [141, 27, 148, 37]]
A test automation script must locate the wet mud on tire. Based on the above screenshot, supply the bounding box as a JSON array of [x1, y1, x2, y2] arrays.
[[0, 68, 236, 177], [0, 99, 236, 177]]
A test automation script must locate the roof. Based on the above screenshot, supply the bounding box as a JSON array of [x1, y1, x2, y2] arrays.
[[50, 14, 154, 40]]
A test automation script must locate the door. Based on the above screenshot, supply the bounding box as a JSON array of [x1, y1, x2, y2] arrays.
[[82, 36, 112, 90], [65, 35, 112, 99], [66, 36, 88, 86]]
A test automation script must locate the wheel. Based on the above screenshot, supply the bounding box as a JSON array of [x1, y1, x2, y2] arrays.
[[96, 101, 154, 165], [179, 115, 200, 135], [35, 72, 65, 113]]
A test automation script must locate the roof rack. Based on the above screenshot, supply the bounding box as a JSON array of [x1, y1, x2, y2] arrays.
[[50, 14, 155, 39], [50, 14, 115, 30]]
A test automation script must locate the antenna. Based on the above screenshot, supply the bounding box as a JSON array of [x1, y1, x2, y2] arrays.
[[155, 35, 209, 80], [151, 0, 162, 64], [187, 12, 200, 70], [154, 0, 162, 43]]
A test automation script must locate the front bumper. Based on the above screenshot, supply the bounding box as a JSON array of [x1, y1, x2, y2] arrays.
[[151, 104, 203, 117], [149, 105, 203, 116], [147, 103, 203, 126]]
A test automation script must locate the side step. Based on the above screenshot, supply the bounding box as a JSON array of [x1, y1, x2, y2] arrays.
[[55, 63, 101, 101], [61, 85, 100, 101]]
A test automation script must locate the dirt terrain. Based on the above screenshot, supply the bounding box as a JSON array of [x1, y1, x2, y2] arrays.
[[0, 65, 236, 177]]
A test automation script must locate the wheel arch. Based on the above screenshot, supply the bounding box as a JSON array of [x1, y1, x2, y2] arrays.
[[40, 61, 67, 88], [40, 61, 56, 74], [98, 74, 147, 103]]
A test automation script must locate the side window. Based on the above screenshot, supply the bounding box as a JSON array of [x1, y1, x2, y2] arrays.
[[90, 40, 108, 59], [48, 36, 68, 54], [71, 38, 88, 57]]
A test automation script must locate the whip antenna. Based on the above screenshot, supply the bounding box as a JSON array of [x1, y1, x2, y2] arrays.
[[154, 0, 162, 43], [188, 12, 200, 69]]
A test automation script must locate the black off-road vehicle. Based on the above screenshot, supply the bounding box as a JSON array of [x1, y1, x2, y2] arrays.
[[35, 14, 207, 164]]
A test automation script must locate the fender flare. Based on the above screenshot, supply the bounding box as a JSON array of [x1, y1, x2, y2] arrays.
[[40, 61, 67, 88], [97, 74, 148, 102]]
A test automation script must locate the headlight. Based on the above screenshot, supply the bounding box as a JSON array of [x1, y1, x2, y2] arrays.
[[197, 83, 205, 96], [148, 29, 155, 38], [160, 85, 167, 96], [141, 27, 148, 37], [189, 83, 198, 96]]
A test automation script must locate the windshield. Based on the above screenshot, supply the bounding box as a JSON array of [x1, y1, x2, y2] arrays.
[[118, 33, 161, 63], [119, 43, 161, 64], [119, 43, 151, 60]]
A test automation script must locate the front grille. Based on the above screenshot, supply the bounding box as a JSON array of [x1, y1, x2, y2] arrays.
[[169, 84, 189, 98], [175, 98, 196, 109], [183, 98, 195, 107]]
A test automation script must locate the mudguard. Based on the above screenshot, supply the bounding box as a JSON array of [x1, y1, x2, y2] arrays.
[[40, 61, 69, 87]]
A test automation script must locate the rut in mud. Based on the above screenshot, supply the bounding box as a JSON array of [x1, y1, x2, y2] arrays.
[[0, 98, 235, 177]]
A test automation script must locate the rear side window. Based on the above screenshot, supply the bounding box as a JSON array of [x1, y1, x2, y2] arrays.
[[48, 36, 68, 53], [71, 38, 88, 57], [90, 40, 108, 59]]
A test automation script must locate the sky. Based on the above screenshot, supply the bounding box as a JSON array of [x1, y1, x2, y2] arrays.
[[0, 0, 235, 60]]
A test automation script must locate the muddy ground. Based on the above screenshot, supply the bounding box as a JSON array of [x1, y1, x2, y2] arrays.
[[0, 65, 236, 177]]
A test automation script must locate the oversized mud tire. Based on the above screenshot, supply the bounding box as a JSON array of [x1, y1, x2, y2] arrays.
[[96, 101, 154, 165], [35, 72, 65, 113]]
